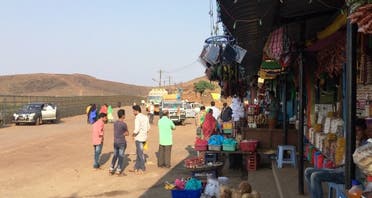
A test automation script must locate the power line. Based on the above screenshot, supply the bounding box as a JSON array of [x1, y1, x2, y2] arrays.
[[165, 60, 199, 73]]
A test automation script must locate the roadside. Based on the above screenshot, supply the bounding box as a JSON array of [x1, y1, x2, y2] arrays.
[[0, 106, 286, 198]]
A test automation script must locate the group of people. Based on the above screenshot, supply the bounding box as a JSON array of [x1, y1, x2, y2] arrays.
[[86, 103, 114, 124], [91, 104, 176, 176], [195, 101, 233, 140]]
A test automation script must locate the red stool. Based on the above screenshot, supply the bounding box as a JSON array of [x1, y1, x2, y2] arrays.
[[247, 153, 258, 171]]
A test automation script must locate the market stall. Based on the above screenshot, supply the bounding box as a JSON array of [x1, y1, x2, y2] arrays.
[[201, 0, 372, 194]]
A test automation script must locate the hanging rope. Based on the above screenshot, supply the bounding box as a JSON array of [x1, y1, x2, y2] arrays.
[[209, 0, 215, 36]]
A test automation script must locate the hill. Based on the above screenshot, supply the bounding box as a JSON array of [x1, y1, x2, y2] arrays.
[[0, 73, 221, 104], [0, 73, 151, 97]]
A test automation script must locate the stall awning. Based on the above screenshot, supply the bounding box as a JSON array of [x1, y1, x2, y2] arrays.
[[217, 0, 344, 74]]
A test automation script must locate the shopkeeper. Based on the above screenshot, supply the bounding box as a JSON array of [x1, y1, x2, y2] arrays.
[[305, 118, 369, 198]]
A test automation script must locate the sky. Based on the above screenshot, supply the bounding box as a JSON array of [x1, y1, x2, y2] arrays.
[[0, 0, 213, 86]]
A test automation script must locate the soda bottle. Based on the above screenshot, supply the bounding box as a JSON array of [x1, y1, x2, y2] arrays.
[[348, 180, 363, 198]]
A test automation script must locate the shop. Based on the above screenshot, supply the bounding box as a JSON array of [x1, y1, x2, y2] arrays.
[[196, 0, 372, 195]]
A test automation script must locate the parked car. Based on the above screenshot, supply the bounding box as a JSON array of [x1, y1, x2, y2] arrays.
[[13, 103, 58, 125]]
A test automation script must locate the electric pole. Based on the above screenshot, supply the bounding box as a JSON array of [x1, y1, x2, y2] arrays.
[[158, 70, 162, 87]]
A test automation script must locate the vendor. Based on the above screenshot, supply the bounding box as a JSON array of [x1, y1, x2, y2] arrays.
[[305, 118, 369, 198], [202, 109, 217, 140], [267, 91, 279, 128]]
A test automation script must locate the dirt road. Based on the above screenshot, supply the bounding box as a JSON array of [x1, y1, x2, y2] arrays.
[[0, 106, 198, 198]]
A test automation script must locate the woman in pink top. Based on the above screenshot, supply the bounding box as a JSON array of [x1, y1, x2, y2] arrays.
[[92, 113, 107, 169]]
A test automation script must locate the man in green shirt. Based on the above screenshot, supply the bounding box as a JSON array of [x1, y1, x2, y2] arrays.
[[157, 110, 176, 168]]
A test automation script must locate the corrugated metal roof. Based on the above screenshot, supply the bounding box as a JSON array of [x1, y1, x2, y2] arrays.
[[217, 0, 344, 74]]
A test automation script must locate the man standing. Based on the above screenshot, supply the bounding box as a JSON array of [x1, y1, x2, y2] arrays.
[[195, 106, 206, 137], [92, 113, 107, 169], [209, 101, 221, 121], [131, 105, 150, 174], [109, 109, 129, 176], [148, 102, 155, 124], [157, 110, 176, 168]]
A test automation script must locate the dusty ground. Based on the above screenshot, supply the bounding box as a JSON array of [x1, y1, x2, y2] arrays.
[[0, 106, 202, 198], [0, 106, 282, 198]]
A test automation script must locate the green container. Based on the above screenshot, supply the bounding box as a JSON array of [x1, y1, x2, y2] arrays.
[[222, 144, 236, 151]]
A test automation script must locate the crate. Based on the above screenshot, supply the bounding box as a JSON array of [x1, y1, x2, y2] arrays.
[[194, 144, 207, 151], [222, 122, 233, 129], [223, 129, 233, 134], [246, 153, 258, 171], [171, 189, 202, 198], [208, 145, 222, 151], [240, 139, 259, 152], [222, 144, 236, 151], [205, 153, 218, 163]]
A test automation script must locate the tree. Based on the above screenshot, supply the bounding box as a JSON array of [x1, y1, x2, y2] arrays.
[[193, 80, 215, 96]]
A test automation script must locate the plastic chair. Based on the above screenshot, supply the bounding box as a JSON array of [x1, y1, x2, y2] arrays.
[[276, 145, 296, 168], [327, 182, 346, 198]]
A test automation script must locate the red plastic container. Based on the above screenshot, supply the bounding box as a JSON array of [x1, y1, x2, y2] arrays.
[[194, 144, 207, 151], [240, 139, 259, 152]]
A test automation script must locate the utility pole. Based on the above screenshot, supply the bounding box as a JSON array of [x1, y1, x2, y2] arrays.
[[169, 76, 171, 87], [158, 70, 162, 87]]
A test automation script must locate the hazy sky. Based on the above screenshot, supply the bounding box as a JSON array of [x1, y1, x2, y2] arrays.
[[0, 0, 212, 86]]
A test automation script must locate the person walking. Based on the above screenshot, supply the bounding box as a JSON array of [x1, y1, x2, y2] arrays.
[[99, 104, 108, 114], [148, 102, 155, 124], [109, 109, 129, 176], [86, 104, 92, 124], [130, 105, 150, 175], [107, 105, 114, 123], [157, 110, 176, 168], [88, 104, 98, 124], [92, 113, 107, 169]]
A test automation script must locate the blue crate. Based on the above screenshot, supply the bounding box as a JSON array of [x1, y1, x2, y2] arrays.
[[171, 189, 202, 198]]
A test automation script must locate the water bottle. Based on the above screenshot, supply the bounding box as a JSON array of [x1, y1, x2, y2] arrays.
[[362, 176, 372, 198], [348, 180, 363, 198]]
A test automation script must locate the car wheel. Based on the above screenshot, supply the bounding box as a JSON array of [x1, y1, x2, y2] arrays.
[[15, 122, 19, 126], [0, 120, 4, 127]]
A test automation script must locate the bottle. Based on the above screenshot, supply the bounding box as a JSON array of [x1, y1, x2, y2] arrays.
[[348, 180, 363, 198], [365, 176, 372, 191]]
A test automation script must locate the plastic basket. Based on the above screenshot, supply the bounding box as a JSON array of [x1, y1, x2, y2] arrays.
[[171, 189, 202, 198], [194, 144, 207, 151], [223, 144, 236, 151], [223, 129, 233, 134], [240, 139, 259, 152], [208, 145, 222, 151], [222, 122, 233, 129]]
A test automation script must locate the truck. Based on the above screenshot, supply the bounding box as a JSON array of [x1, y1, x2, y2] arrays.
[[160, 94, 186, 125], [146, 88, 168, 115]]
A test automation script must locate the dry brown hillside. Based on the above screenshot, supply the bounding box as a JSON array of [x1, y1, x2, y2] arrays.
[[0, 73, 221, 102], [0, 73, 151, 96]]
